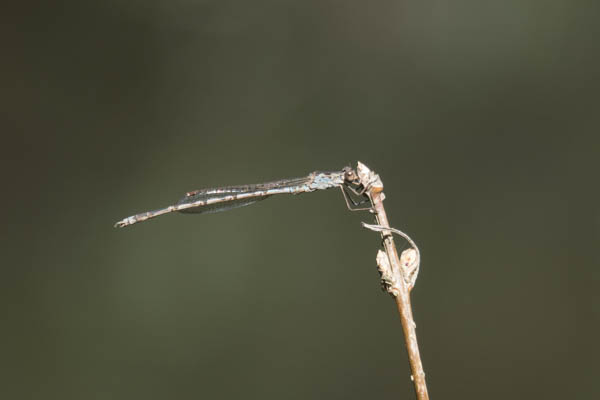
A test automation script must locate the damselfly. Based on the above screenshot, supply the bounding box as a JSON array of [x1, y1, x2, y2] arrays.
[[114, 166, 372, 228]]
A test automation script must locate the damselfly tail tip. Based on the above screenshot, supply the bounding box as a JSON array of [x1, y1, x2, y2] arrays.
[[114, 217, 133, 228]]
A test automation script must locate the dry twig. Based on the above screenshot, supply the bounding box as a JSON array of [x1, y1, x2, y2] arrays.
[[356, 162, 429, 400]]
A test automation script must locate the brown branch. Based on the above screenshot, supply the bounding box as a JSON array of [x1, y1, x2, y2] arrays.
[[356, 162, 429, 400]]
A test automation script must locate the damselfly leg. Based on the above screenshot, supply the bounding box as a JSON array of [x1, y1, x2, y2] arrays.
[[340, 185, 373, 212]]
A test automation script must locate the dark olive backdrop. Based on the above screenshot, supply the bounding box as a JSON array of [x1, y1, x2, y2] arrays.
[[3, 1, 598, 399]]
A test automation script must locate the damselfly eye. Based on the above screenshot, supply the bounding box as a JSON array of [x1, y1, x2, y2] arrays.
[[343, 168, 357, 182]]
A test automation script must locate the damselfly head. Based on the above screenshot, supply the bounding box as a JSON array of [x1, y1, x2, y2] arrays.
[[343, 166, 360, 185]]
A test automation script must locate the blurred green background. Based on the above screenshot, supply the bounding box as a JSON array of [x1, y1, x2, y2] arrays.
[[3, 1, 598, 399]]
